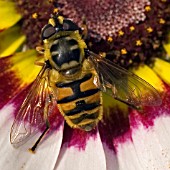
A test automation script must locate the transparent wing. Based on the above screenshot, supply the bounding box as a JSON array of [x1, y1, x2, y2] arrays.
[[88, 51, 162, 107], [10, 65, 57, 147]]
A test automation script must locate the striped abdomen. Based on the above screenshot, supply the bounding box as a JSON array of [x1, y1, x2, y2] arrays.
[[56, 73, 103, 131]]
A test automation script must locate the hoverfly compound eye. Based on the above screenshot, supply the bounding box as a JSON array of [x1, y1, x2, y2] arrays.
[[41, 24, 56, 40], [63, 19, 80, 31]]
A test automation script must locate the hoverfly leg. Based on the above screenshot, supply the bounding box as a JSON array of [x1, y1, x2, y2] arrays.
[[34, 60, 44, 66], [36, 46, 45, 54], [114, 97, 141, 110], [29, 125, 50, 153], [34, 46, 46, 66], [81, 16, 88, 40], [29, 87, 52, 153]]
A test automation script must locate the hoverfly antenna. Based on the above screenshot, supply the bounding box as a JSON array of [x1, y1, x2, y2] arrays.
[[49, 13, 64, 30]]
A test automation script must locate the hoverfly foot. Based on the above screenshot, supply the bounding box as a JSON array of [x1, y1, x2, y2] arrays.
[[28, 127, 50, 153], [28, 148, 36, 154]]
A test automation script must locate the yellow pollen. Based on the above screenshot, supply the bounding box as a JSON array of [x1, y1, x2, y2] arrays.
[[133, 52, 138, 56], [99, 52, 106, 58], [118, 30, 124, 36], [129, 60, 133, 64], [130, 26, 135, 31], [136, 40, 142, 46], [161, 0, 167, 2], [53, 8, 59, 14], [32, 13, 38, 19], [159, 18, 166, 24], [121, 48, 127, 55], [145, 6, 151, 12], [147, 27, 153, 33], [107, 36, 113, 42]]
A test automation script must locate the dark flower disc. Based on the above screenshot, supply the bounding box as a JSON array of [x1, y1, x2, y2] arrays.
[[15, 0, 170, 68]]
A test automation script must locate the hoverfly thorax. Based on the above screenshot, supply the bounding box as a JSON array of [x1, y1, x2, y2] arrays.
[[41, 15, 87, 77]]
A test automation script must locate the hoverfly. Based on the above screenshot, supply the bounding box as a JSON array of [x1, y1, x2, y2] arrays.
[[10, 14, 162, 152]]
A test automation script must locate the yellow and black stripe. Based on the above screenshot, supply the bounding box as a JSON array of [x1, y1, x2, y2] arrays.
[[56, 72, 103, 131]]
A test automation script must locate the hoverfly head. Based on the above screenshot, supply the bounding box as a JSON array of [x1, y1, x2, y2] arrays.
[[41, 14, 80, 40]]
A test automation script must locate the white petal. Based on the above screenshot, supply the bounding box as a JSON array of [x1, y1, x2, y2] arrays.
[[102, 143, 119, 170], [55, 129, 106, 170], [0, 104, 64, 170], [114, 115, 170, 170], [114, 137, 144, 170]]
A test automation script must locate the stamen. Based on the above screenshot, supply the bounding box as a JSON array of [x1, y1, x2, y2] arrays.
[[136, 40, 142, 46], [146, 27, 153, 33], [121, 49, 127, 55], [32, 13, 38, 19]]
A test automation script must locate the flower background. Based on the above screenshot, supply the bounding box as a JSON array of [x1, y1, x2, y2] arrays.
[[0, 0, 170, 170]]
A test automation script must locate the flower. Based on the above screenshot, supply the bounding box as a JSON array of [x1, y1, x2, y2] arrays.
[[0, 0, 170, 170]]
